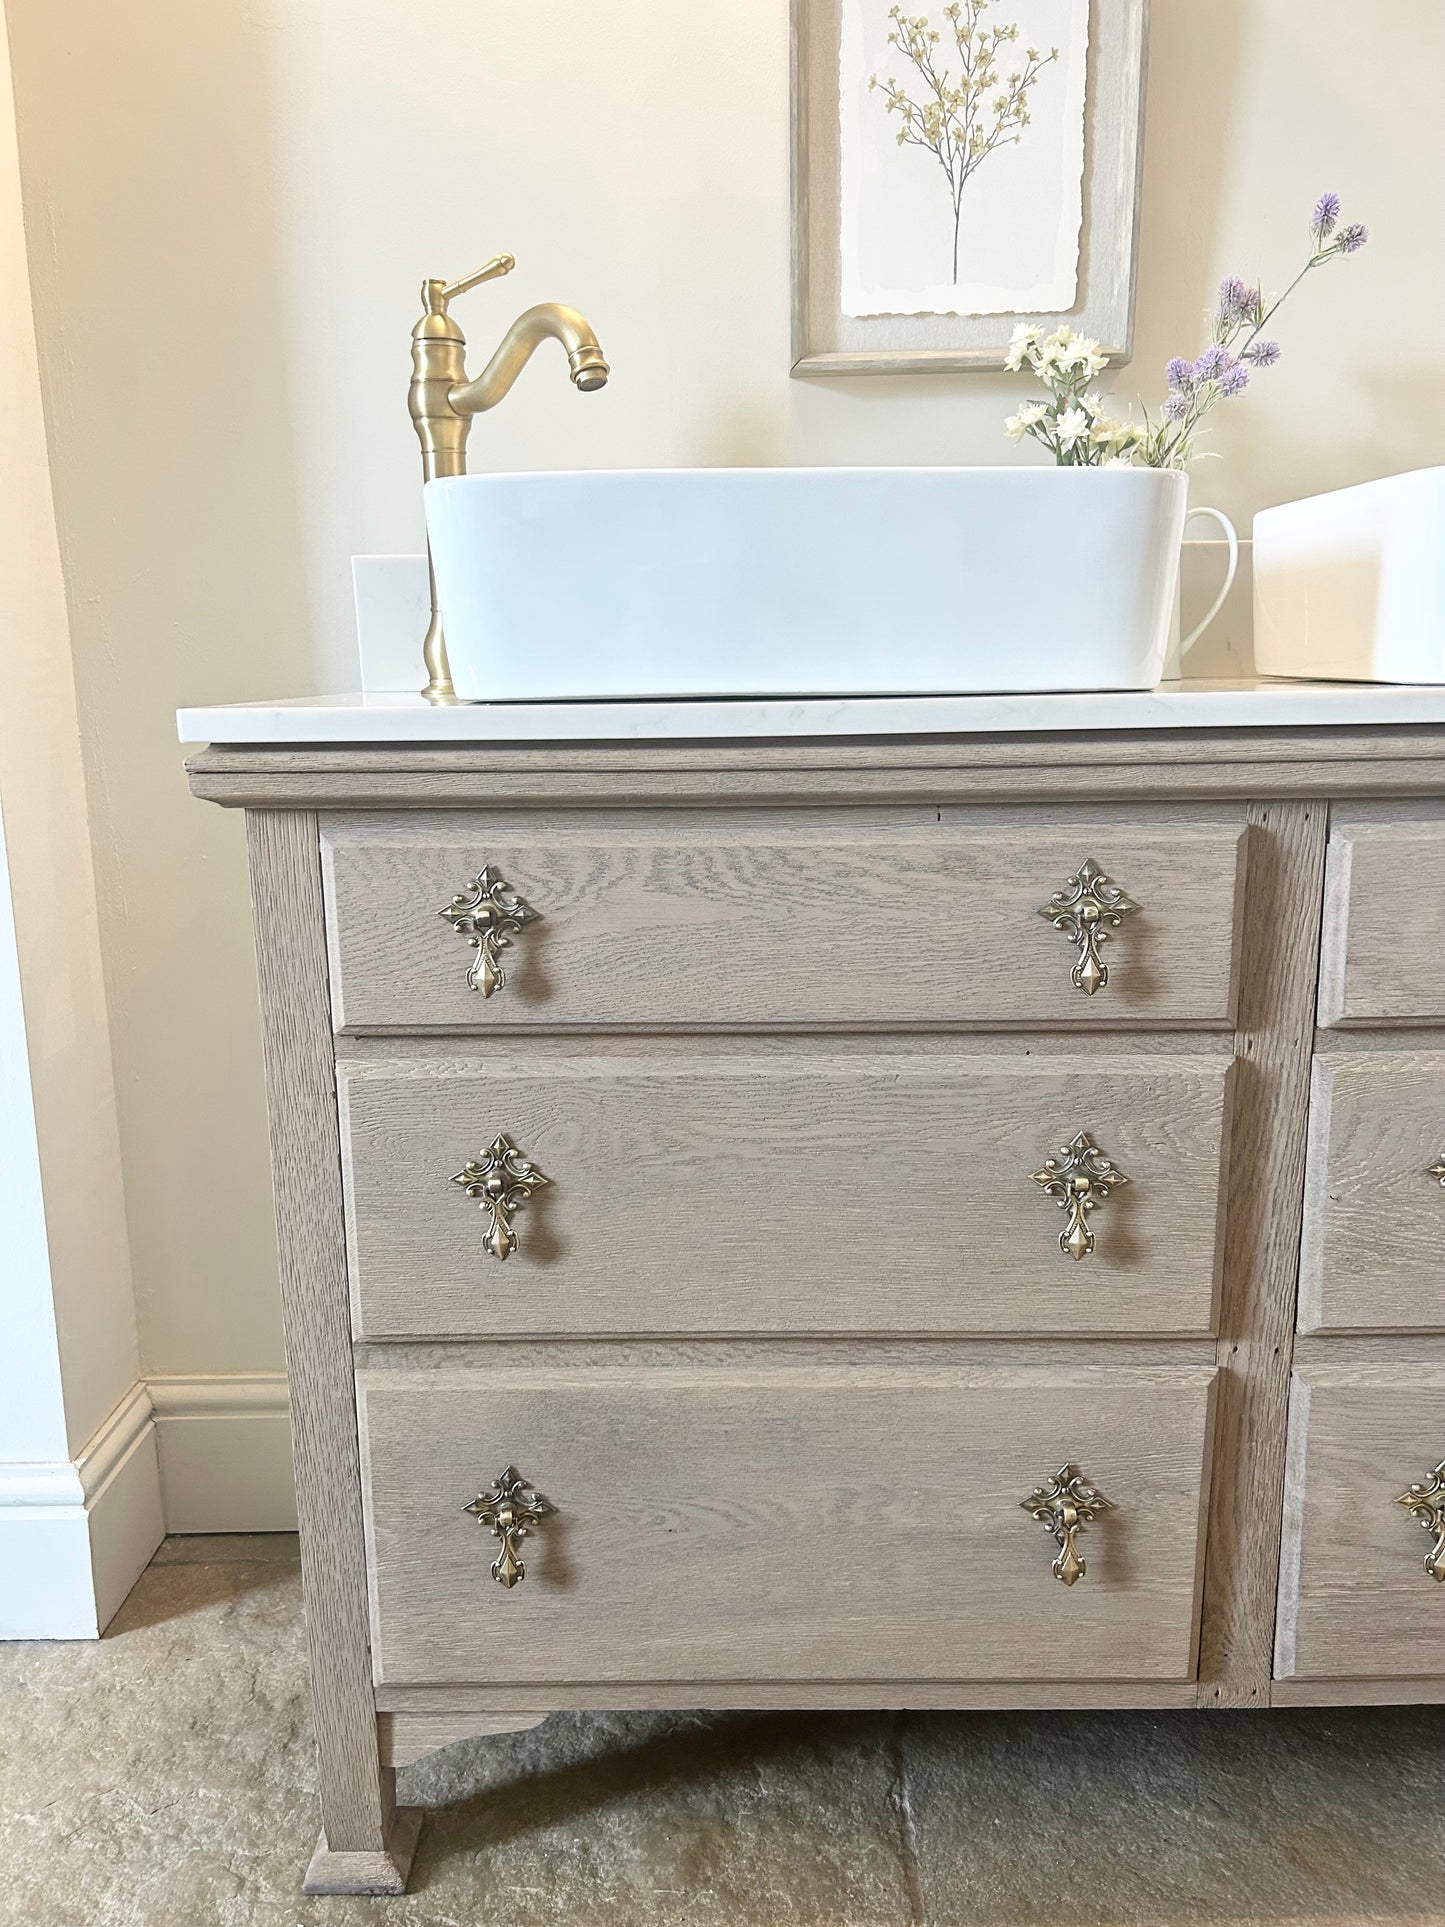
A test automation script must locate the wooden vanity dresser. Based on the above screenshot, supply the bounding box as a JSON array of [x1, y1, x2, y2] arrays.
[[186, 719, 1445, 1894]]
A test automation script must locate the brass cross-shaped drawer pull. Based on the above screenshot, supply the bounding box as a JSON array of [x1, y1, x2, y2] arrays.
[[1396, 1459, 1445, 1582], [464, 1465, 557, 1588], [1038, 858, 1139, 996], [440, 866, 539, 997], [451, 1133, 550, 1261], [1030, 1131, 1130, 1261], [1021, 1464, 1114, 1586]]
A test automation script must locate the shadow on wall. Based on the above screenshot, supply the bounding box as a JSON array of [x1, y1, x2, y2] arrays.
[[5, 0, 310, 1373]]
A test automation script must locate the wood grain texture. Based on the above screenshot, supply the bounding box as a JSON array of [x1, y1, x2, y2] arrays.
[[189, 760, 1445, 809], [244, 810, 417, 1871], [374, 1679, 1201, 1713], [1275, 1360, 1445, 1680], [378, 1711, 549, 1767], [339, 1051, 1232, 1340], [1196, 801, 1328, 1707], [338, 1024, 1235, 1068], [194, 740, 1445, 1793], [185, 728, 1445, 811], [356, 1362, 1217, 1688], [1299, 1051, 1445, 1333], [1293, 1333, 1445, 1369], [191, 729, 1445, 779], [1319, 805, 1445, 1025], [790, 0, 1148, 371], [1272, 1676, 1445, 1707], [320, 806, 1246, 1033], [354, 1333, 1223, 1374], [303, 1810, 422, 1898]]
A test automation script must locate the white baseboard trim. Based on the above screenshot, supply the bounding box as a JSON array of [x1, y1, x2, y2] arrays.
[[0, 1382, 164, 1639], [1, 1371, 298, 1636], [148, 1372, 296, 1534]]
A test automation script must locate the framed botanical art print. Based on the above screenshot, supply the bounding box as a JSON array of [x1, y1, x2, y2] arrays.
[[791, 0, 1149, 373]]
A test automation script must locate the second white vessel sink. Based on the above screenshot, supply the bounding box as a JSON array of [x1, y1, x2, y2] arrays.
[[424, 466, 1188, 703], [1254, 467, 1445, 685]]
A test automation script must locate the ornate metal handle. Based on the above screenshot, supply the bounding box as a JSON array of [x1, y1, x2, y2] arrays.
[[1031, 1131, 1130, 1261], [464, 1465, 556, 1588], [1396, 1460, 1445, 1581], [451, 1133, 550, 1260], [1021, 1464, 1114, 1586], [1428, 1156, 1445, 1190], [1038, 859, 1138, 996], [440, 866, 539, 997]]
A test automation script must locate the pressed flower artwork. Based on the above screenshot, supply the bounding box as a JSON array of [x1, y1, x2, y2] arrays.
[[840, 0, 1088, 318], [791, 0, 1143, 371]]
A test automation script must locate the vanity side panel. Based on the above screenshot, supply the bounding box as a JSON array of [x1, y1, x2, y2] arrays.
[[244, 810, 406, 1868]]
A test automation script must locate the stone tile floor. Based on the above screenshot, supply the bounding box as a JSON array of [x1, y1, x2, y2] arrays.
[[2, 1535, 1444, 1924]]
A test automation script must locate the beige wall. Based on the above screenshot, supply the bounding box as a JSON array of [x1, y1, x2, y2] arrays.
[[0, 10, 140, 1456], [4, 0, 1441, 1389]]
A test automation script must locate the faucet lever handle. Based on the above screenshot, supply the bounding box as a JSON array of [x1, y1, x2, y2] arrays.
[[441, 256, 516, 302]]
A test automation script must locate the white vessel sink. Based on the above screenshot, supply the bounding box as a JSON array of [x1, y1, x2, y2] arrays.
[[424, 466, 1188, 703], [1254, 467, 1445, 684]]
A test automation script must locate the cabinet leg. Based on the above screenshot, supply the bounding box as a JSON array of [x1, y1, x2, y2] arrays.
[[246, 814, 425, 1898], [304, 1799, 424, 1896]]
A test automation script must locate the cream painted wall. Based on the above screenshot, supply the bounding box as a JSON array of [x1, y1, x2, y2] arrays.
[[0, 1, 161, 1631], [4, 0, 1441, 1397], [0, 10, 140, 1455]]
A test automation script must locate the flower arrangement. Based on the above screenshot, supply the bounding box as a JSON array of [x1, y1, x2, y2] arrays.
[[1002, 194, 1368, 469], [1001, 331, 1144, 466]]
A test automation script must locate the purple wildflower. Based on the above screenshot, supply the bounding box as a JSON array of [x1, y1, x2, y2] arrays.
[[1192, 343, 1229, 383], [1243, 338, 1280, 367], [1218, 360, 1250, 397], [1336, 223, 1368, 254], [1312, 191, 1340, 237], [1165, 356, 1193, 390], [1216, 276, 1258, 322], [1162, 391, 1191, 422]]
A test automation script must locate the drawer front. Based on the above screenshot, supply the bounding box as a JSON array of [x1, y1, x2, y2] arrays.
[[1277, 1363, 1445, 1681], [1299, 1052, 1445, 1333], [340, 1052, 1232, 1340], [320, 807, 1247, 1033], [359, 1364, 1218, 1687], [1320, 806, 1445, 1025]]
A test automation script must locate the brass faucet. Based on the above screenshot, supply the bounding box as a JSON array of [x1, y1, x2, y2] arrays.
[[408, 256, 610, 702]]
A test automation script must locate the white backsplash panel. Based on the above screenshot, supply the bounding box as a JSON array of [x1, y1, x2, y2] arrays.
[[352, 555, 430, 694]]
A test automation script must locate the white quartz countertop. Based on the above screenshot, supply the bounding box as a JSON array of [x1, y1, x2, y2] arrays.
[[177, 679, 1445, 746]]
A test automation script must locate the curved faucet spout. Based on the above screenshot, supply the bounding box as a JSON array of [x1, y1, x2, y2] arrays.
[[409, 265, 609, 702], [449, 303, 609, 418]]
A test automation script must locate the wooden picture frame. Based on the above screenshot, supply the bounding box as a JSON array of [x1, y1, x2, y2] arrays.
[[791, 0, 1149, 375]]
